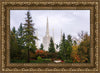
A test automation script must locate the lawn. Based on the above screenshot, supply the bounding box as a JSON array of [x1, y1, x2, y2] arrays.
[[10, 59, 52, 63]]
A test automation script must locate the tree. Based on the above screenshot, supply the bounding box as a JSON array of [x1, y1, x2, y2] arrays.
[[22, 11, 37, 62], [59, 34, 73, 61], [78, 31, 84, 40], [67, 35, 73, 46], [12, 27, 16, 34], [65, 35, 72, 60], [12, 27, 18, 39], [71, 43, 80, 62], [10, 27, 20, 61], [78, 32, 90, 63], [17, 23, 24, 47], [18, 23, 23, 37], [73, 40, 77, 46], [49, 37, 55, 53], [59, 33, 66, 60], [40, 44, 44, 50]]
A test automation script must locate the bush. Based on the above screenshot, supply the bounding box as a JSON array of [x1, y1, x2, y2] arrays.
[[30, 59, 52, 63], [42, 59, 52, 63], [37, 56, 42, 60], [10, 59, 27, 63], [65, 60, 73, 63], [47, 53, 58, 59], [30, 52, 37, 59]]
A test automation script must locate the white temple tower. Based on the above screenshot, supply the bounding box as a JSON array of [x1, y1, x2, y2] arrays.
[[36, 31, 39, 49], [43, 17, 50, 51], [61, 29, 63, 41]]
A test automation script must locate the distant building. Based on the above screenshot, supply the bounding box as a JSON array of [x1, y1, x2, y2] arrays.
[[36, 17, 62, 51], [35, 31, 39, 49], [42, 17, 51, 51]]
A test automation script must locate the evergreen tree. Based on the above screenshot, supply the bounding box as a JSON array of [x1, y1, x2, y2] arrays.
[[18, 23, 23, 37], [40, 44, 44, 50], [49, 37, 55, 53], [17, 23, 24, 47], [66, 35, 72, 60], [67, 35, 73, 46], [12, 27, 16, 34], [12, 27, 18, 39], [23, 11, 37, 62], [59, 34, 72, 61], [10, 27, 20, 61], [59, 33, 66, 60], [73, 40, 77, 46]]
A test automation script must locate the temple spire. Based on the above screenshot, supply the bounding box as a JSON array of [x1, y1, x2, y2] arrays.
[[46, 17, 49, 36], [52, 28, 54, 42], [61, 29, 63, 41], [36, 31, 39, 49]]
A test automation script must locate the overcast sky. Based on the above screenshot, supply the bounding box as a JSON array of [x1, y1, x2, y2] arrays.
[[10, 10, 90, 47]]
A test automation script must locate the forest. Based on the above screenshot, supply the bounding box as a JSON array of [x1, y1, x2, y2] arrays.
[[10, 11, 90, 63]]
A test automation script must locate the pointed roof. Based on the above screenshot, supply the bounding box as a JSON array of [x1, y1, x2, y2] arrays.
[[52, 28, 54, 42], [61, 29, 63, 40], [46, 17, 49, 36]]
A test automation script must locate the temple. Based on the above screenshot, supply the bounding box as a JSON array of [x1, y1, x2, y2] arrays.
[[42, 17, 51, 51], [42, 17, 63, 51]]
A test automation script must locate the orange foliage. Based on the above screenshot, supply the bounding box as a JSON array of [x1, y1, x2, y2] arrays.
[[71, 45, 81, 63], [73, 55, 80, 63], [75, 55, 80, 62], [71, 45, 78, 58], [36, 50, 44, 54]]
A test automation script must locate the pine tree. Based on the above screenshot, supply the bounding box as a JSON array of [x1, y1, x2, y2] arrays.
[[17, 23, 24, 47], [12, 27, 18, 39], [40, 44, 44, 50], [59, 34, 72, 61], [10, 27, 19, 61], [66, 35, 72, 60], [59, 33, 66, 60], [23, 11, 37, 62], [12, 27, 16, 34], [49, 37, 55, 53], [18, 23, 23, 38]]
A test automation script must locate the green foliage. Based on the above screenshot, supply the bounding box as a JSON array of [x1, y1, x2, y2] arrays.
[[30, 59, 52, 63], [40, 43, 44, 50], [22, 11, 37, 62], [78, 32, 90, 63], [37, 56, 42, 60], [65, 59, 73, 63], [10, 11, 37, 63], [12, 27, 16, 34], [59, 34, 72, 60], [73, 40, 77, 46], [18, 23, 23, 37], [22, 11, 37, 46], [10, 29, 19, 60], [10, 60, 27, 63], [12, 27, 18, 39], [48, 37, 55, 53]]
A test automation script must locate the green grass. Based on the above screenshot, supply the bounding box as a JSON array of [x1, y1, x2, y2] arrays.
[[30, 59, 52, 63], [10, 59, 52, 63], [10, 59, 27, 63]]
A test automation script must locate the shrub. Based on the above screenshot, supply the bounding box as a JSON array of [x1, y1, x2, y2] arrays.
[[36, 50, 44, 54], [65, 60, 73, 63], [37, 56, 42, 60]]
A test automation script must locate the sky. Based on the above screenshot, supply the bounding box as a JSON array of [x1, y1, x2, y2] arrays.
[[10, 10, 90, 48]]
